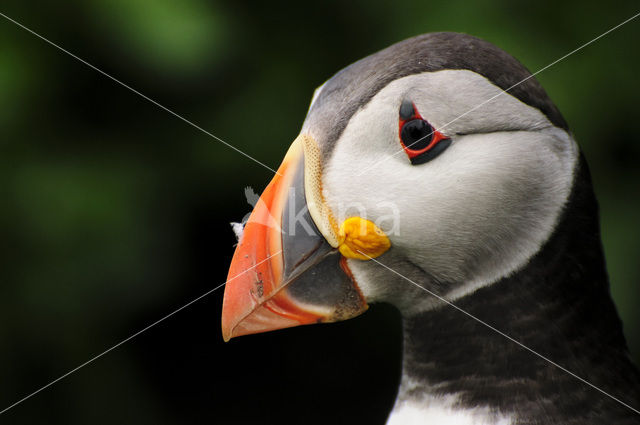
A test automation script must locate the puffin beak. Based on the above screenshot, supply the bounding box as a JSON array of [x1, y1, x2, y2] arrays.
[[221, 136, 369, 341]]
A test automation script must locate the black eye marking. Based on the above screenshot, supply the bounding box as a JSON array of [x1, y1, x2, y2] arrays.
[[399, 99, 415, 121], [398, 100, 452, 165]]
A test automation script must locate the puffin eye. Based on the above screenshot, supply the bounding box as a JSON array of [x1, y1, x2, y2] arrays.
[[399, 100, 452, 165], [401, 119, 433, 150]]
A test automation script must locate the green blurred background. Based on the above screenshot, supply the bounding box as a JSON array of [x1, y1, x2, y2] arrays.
[[1, 1, 639, 424]]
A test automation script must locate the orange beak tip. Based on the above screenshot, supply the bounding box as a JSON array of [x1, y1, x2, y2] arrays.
[[222, 328, 232, 343]]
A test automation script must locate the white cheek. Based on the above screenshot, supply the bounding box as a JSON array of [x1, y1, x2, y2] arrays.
[[321, 70, 577, 296]]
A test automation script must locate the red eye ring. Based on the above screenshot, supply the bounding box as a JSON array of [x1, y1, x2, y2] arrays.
[[398, 101, 451, 164]]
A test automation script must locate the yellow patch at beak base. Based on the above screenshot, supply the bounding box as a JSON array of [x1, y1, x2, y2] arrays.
[[338, 217, 391, 260], [297, 133, 391, 260]]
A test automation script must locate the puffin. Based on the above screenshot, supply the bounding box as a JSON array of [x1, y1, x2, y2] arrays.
[[220, 32, 640, 424]]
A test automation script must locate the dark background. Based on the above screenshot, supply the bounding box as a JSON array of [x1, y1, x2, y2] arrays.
[[1, 1, 639, 424]]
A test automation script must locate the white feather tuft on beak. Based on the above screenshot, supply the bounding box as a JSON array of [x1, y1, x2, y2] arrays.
[[230, 222, 245, 242]]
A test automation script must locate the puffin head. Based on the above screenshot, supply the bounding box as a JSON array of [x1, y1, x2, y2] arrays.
[[221, 32, 577, 341]]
